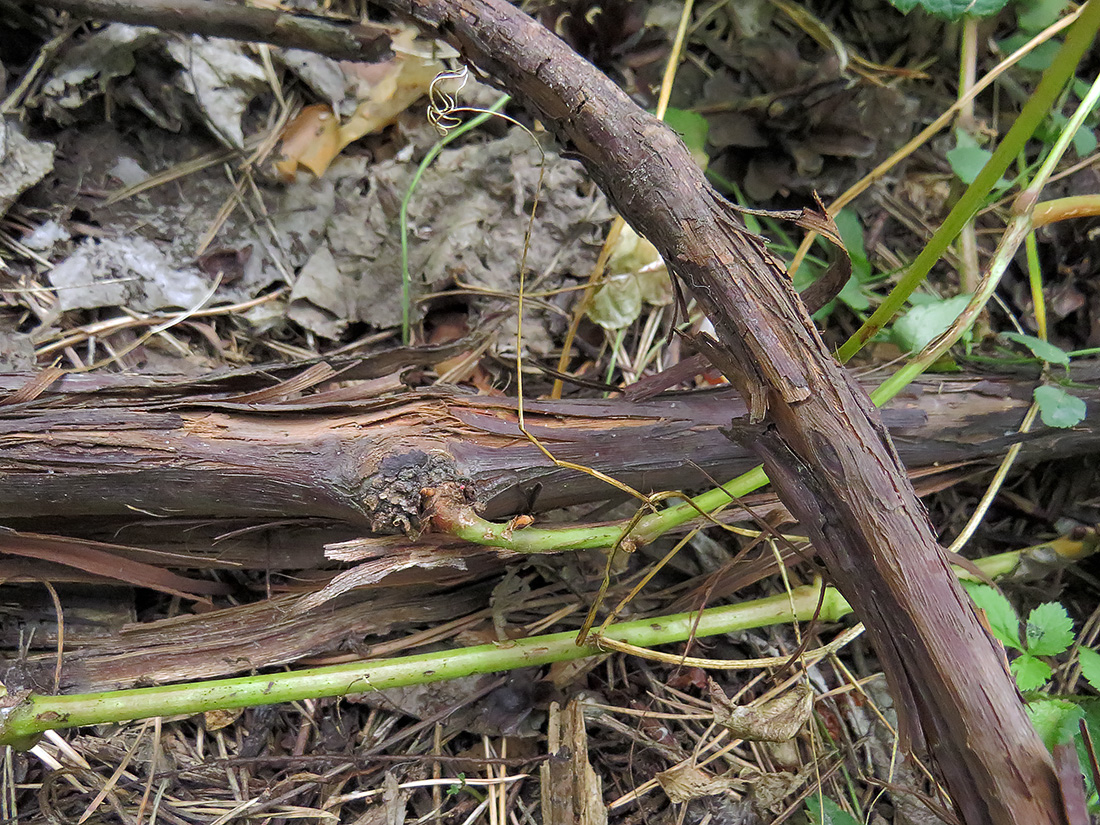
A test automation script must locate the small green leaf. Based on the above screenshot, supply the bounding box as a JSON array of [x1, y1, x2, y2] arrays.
[[663, 108, 710, 169], [886, 0, 1010, 18], [1072, 124, 1098, 157], [946, 130, 1011, 188], [891, 294, 973, 354], [834, 208, 871, 284], [997, 34, 1062, 71], [963, 582, 1022, 650], [1013, 653, 1053, 690], [947, 141, 993, 185], [1028, 698, 1085, 749], [1034, 385, 1087, 428], [1025, 602, 1075, 656], [838, 276, 871, 311], [1001, 332, 1070, 366], [1017, 0, 1070, 32], [806, 795, 861, 825], [1078, 646, 1100, 691]]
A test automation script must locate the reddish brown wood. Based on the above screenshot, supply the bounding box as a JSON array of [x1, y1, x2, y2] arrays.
[[2, 373, 1095, 525]]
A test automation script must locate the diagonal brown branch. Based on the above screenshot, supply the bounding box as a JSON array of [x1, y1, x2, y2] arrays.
[[357, 1, 1077, 821]]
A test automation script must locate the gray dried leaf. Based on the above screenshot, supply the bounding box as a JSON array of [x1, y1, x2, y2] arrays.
[[166, 37, 267, 149]]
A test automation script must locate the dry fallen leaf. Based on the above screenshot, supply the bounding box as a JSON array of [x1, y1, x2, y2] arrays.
[[275, 104, 341, 181], [708, 678, 813, 742], [655, 762, 745, 804]]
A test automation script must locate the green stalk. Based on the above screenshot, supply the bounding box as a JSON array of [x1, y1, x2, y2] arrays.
[[400, 95, 511, 344], [435, 466, 770, 553], [2, 539, 1091, 748], [871, 64, 1100, 407], [2, 583, 844, 747], [836, 0, 1100, 362]]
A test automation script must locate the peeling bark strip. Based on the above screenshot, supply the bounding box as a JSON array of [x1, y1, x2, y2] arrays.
[[373, 0, 1073, 821], [38, 0, 394, 61], [3, 375, 1097, 525]]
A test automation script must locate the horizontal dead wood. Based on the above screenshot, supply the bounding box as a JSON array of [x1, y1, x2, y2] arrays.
[[34, 0, 394, 61], [4, 577, 498, 694], [0, 369, 1096, 528]]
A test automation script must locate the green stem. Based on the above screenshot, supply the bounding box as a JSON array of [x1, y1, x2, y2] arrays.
[[433, 466, 770, 553], [400, 95, 511, 344], [871, 65, 1100, 407], [836, 0, 1100, 362], [3, 539, 1088, 748]]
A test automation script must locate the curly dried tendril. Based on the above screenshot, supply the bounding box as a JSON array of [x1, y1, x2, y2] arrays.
[[427, 65, 470, 134]]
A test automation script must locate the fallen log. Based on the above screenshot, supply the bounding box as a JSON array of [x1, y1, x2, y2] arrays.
[[1, 368, 1096, 528]]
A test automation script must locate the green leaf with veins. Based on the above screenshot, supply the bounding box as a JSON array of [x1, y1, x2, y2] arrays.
[[886, 0, 1010, 17], [1078, 646, 1100, 691], [891, 294, 973, 354], [963, 582, 1022, 650], [1013, 653, 1053, 690], [1025, 602, 1075, 656], [1001, 332, 1070, 366], [1028, 698, 1085, 749]]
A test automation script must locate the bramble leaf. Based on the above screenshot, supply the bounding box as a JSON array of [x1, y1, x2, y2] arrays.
[[1012, 653, 1053, 691], [1026, 602, 1075, 656], [1027, 698, 1084, 749], [806, 795, 861, 825], [1078, 646, 1100, 691], [963, 582, 1022, 650]]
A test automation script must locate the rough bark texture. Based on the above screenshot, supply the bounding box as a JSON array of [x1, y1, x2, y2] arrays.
[[37, 0, 393, 60], [366, 1, 1073, 821], [3, 371, 1096, 526]]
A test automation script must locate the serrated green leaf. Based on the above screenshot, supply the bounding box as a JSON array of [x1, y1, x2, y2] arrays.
[[891, 293, 973, 354], [1078, 646, 1100, 691], [806, 795, 861, 825], [1013, 653, 1054, 690], [1078, 700, 1100, 809], [1028, 698, 1085, 749], [963, 582, 1022, 650], [1001, 332, 1070, 366], [1034, 385, 1087, 428], [1026, 602, 1075, 656]]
